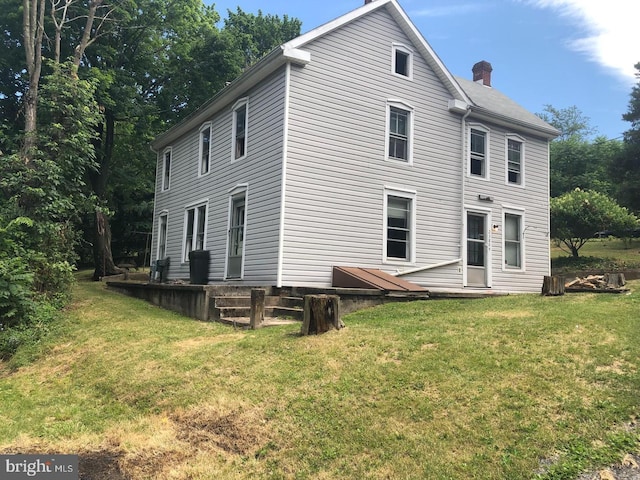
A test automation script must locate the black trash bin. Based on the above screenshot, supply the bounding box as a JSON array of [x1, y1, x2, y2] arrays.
[[188, 250, 210, 284]]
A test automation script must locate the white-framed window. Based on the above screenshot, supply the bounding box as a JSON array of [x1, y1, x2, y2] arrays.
[[162, 148, 172, 191], [183, 202, 208, 262], [503, 209, 525, 270], [469, 125, 489, 178], [392, 44, 413, 79], [232, 98, 248, 161], [383, 188, 416, 263], [386, 101, 414, 164], [199, 123, 211, 176], [506, 134, 525, 186], [157, 212, 168, 259]]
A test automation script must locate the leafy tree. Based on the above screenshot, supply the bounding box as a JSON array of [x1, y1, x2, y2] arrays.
[[539, 105, 620, 198], [224, 8, 302, 67], [538, 104, 597, 141], [612, 62, 640, 213], [550, 189, 638, 257]]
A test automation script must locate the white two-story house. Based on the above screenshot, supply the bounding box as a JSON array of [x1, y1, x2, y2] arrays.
[[150, 0, 558, 293]]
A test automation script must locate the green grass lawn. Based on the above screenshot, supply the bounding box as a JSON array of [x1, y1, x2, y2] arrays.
[[0, 277, 639, 479], [552, 237, 640, 273]]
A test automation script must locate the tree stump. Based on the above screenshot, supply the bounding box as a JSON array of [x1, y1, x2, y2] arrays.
[[250, 289, 265, 330], [301, 295, 343, 335], [604, 273, 626, 289], [542, 275, 565, 296]]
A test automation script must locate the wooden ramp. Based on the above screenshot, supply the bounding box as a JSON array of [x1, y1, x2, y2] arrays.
[[332, 266, 427, 292]]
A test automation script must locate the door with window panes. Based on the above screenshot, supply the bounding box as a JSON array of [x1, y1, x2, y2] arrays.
[[227, 194, 245, 278], [466, 212, 489, 287]]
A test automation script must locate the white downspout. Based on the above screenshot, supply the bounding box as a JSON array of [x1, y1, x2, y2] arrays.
[[460, 106, 472, 286], [276, 63, 292, 288]]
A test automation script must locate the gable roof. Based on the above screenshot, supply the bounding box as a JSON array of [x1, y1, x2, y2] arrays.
[[456, 77, 559, 139], [151, 0, 556, 150]]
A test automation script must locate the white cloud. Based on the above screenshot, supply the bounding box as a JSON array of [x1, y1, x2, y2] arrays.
[[523, 0, 639, 82], [412, 3, 490, 18]]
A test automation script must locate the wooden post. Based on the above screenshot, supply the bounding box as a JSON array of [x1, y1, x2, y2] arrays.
[[542, 275, 565, 296], [250, 289, 265, 329], [301, 295, 343, 335]]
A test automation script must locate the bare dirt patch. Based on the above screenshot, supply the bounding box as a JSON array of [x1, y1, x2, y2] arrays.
[[79, 450, 128, 480], [171, 404, 270, 456]]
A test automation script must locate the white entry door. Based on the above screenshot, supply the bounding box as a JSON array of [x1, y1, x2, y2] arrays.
[[466, 212, 489, 287]]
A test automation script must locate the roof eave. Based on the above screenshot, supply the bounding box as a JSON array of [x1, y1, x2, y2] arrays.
[[469, 106, 560, 140], [151, 46, 297, 152]]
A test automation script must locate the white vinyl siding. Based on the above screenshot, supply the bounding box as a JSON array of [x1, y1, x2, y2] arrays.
[[283, 7, 462, 287]]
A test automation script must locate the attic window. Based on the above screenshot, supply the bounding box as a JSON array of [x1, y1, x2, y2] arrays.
[[392, 45, 412, 79]]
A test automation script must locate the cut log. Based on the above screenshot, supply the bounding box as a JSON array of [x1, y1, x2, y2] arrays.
[[301, 295, 343, 335], [542, 275, 565, 296], [605, 273, 626, 289]]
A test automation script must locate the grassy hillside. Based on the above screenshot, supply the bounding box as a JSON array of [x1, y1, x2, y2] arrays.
[[552, 237, 640, 273], [0, 276, 638, 479]]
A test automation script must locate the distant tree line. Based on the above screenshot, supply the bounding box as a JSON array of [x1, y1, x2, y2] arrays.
[[541, 66, 640, 257]]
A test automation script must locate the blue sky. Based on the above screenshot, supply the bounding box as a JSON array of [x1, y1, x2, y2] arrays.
[[210, 0, 639, 140]]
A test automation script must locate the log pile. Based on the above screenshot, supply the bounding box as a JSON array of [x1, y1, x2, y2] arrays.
[[565, 273, 628, 293]]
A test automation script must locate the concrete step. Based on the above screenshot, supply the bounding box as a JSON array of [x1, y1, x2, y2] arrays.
[[218, 316, 300, 328]]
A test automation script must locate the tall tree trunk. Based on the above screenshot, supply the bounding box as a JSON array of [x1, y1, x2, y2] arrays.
[[22, 0, 46, 162], [92, 210, 123, 280], [91, 110, 122, 280]]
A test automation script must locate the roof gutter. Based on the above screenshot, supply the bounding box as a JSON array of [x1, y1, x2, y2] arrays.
[[468, 106, 559, 139]]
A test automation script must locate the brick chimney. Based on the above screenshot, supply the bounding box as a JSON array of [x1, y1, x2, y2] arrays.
[[472, 61, 493, 87]]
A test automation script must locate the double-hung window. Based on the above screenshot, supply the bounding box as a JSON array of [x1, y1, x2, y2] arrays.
[[506, 135, 524, 185], [199, 124, 211, 175], [183, 203, 207, 262], [232, 99, 248, 161], [504, 212, 524, 269], [387, 102, 413, 163], [384, 189, 416, 262], [162, 148, 171, 191], [470, 127, 488, 178]]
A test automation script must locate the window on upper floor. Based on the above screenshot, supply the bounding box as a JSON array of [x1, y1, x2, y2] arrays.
[[183, 203, 207, 262], [504, 211, 524, 270], [384, 189, 416, 263], [392, 44, 413, 79], [506, 135, 525, 186], [387, 102, 413, 163], [232, 99, 248, 161], [162, 148, 171, 191], [469, 127, 489, 178], [199, 124, 211, 176]]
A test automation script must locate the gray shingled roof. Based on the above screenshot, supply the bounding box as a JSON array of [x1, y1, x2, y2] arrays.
[[455, 76, 559, 138]]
